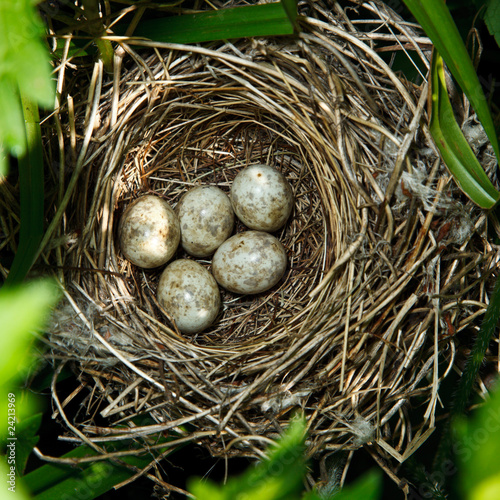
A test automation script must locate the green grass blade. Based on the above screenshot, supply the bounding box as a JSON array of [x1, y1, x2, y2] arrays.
[[23, 445, 119, 496], [24, 415, 181, 499], [303, 469, 382, 500], [402, 0, 500, 160], [23, 446, 91, 494], [131, 1, 298, 44], [189, 414, 307, 500], [429, 51, 500, 209], [433, 271, 500, 490], [4, 97, 46, 285], [30, 459, 135, 500], [14, 413, 43, 474], [24, 441, 173, 499], [452, 271, 500, 418], [0, 279, 60, 500]]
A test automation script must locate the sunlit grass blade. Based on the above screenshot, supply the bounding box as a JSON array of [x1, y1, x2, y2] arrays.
[[131, 1, 298, 44], [429, 51, 500, 209], [4, 98, 45, 286], [402, 0, 500, 161]]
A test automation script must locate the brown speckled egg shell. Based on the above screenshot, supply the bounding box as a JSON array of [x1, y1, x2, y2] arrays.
[[157, 259, 220, 334], [176, 186, 234, 257], [212, 231, 287, 294], [118, 195, 180, 268], [230, 164, 293, 232]]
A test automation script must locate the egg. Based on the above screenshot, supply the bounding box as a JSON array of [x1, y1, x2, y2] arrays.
[[118, 195, 180, 268], [176, 186, 234, 257], [157, 259, 220, 334], [230, 164, 294, 232], [212, 231, 287, 294]]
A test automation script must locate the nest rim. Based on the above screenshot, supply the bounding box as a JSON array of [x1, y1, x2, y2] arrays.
[[36, 1, 500, 484]]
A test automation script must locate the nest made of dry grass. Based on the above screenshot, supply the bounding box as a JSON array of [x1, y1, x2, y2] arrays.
[[11, 0, 499, 493]]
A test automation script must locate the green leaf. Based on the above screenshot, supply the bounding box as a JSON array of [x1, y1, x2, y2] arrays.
[[0, 0, 55, 165], [402, 0, 500, 161], [23, 446, 109, 496], [455, 385, 500, 499], [0, 143, 6, 177], [0, 76, 26, 156], [484, 0, 500, 48], [470, 475, 500, 500], [429, 51, 500, 209], [131, 1, 298, 44], [2, 460, 31, 499], [331, 469, 382, 500], [0, 280, 60, 497], [51, 37, 90, 59], [81, 0, 114, 72], [0, 0, 54, 107], [189, 414, 307, 500], [0, 280, 60, 387], [12, 413, 43, 475], [0, 0, 54, 283], [281, 0, 298, 26]]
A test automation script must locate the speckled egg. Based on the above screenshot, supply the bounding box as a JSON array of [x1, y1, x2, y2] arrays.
[[157, 259, 220, 334], [176, 186, 234, 257], [230, 164, 294, 232], [212, 231, 287, 294], [118, 195, 180, 268]]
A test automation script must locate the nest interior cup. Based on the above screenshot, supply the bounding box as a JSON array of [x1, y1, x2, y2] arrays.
[[45, 0, 499, 476]]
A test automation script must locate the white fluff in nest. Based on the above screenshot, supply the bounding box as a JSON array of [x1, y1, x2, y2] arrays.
[[398, 163, 453, 212], [346, 415, 374, 447], [49, 299, 134, 356], [448, 210, 474, 246], [462, 115, 498, 184], [48, 302, 94, 353], [375, 161, 453, 214], [462, 115, 489, 154], [260, 390, 309, 414]]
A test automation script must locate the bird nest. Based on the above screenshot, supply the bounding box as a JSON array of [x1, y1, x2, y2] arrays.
[[38, 0, 499, 491]]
